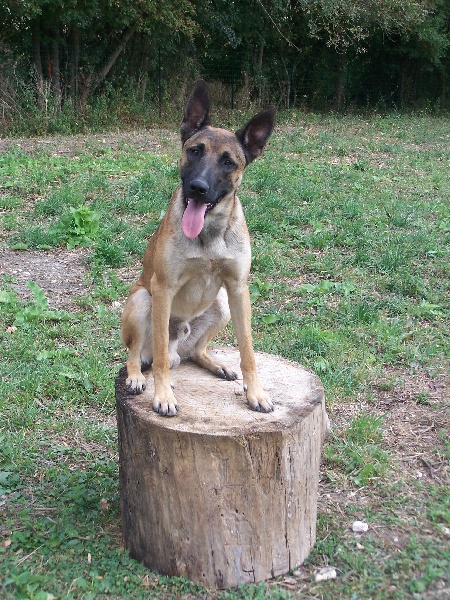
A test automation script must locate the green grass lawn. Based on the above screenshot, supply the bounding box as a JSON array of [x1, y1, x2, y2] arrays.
[[0, 114, 449, 599]]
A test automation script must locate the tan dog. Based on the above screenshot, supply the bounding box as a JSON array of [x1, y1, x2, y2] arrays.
[[121, 80, 276, 416]]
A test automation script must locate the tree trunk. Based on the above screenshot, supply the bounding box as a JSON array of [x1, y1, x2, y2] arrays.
[[258, 43, 264, 70], [333, 53, 347, 111], [116, 348, 328, 589], [257, 43, 265, 105], [70, 26, 80, 109], [78, 22, 138, 110], [139, 37, 151, 105], [51, 40, 61, 113], [140, 57, 149, 105], [32, 19, 44, 110]]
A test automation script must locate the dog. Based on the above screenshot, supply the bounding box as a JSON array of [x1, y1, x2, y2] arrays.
[[121, 79, 276, 416]]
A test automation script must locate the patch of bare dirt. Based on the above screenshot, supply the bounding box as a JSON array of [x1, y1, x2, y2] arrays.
[[0, 247, 91, 309], [325, 369, 449, 485], [385, 399, 449, 484], [376, 371, 449, 485], [317, 368, 449, 534], [0, 130, 179, 157]]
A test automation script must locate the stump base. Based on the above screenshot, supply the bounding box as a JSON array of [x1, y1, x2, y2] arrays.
[[116, 348, 327, 589]]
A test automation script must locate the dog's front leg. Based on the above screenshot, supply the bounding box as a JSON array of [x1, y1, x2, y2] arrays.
[[226, 282, 274, 413], [151, 277, 178, 416]]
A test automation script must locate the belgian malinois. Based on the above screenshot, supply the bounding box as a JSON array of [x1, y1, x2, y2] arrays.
[[121, 80, 276, 416]]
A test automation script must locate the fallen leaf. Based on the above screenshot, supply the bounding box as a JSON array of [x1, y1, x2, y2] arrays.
[[1, 538, 11, 548]]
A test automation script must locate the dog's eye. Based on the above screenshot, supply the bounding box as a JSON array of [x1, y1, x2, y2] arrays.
[[224, 158, 235, 167], [190, 148, 200, 156]]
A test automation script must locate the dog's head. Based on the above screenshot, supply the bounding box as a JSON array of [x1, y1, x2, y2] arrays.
[[179, 79, 276, 239]]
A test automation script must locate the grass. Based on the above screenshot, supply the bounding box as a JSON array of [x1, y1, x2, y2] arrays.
[[0, 113, 449, 598]]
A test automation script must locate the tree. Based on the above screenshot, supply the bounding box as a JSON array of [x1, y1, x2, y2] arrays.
[[301, 0, 431, 109], [392, 0, 450, 106], [1, 0, 198, 111]]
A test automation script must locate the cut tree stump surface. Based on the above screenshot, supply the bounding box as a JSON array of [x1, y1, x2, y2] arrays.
[[116, 347, 327, 589]]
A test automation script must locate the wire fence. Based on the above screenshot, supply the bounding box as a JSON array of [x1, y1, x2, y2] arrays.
[[0, 43, 447, 125], [146, 51, 446, 113]]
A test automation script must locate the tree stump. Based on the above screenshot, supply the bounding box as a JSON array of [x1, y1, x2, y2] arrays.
[[115, 347, 327, 589]]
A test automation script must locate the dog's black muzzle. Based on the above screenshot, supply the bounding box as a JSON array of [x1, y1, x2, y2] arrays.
[[189, 178, 209, 196], [183, 177, 226, 214]]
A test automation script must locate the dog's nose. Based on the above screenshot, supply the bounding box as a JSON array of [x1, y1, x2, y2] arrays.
[[189, 179, 209, 195]]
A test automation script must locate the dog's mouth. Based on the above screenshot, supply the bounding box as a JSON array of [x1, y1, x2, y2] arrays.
[[181, 196, 224, 239]]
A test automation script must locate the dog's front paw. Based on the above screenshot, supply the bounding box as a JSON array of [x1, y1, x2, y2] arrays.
[[246, 388, 274, 413], [126, 373, 147, 394], [153, 389, 178, 417]]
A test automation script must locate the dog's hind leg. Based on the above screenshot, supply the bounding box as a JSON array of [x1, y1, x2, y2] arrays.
[[179, 287, 237, 380], [121, 287, 153, 394]]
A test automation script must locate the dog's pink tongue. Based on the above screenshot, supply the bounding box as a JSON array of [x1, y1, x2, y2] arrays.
[[182, 199, 208, 238]]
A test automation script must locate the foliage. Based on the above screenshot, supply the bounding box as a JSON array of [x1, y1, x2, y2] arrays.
[[58, 205, 101, 249], [0, 281, 73, 326], [302, 0, 431, 53], [0, 0, 449, 126]]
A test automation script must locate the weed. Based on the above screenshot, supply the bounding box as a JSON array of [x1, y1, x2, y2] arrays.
[[349, 300, 380, 324], [90, 268, 129, 301], [1, 281, 72, 326], [93, 238, 128, 267], [324, 413, 390, 485], [33, 185, 85, 217], [58, 204, 101, 249], [249, 277, 272, 303]]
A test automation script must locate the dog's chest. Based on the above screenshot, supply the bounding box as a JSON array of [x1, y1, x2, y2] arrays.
[[171, 256, 230, 319]]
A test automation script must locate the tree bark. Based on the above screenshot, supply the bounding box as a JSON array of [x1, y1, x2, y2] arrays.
[[257, 42, 265, 105], [51, 40, 61, 113], [333, 53, 347, 111], [116, 348, 328, 588], [70, 26, 80, 109], [32, 19, 44, 110], [258, 43, 264, 69], [140, 47, 150, 105]]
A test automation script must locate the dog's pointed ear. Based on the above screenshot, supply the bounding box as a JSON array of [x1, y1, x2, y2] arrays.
[[180, 79, 211, 144], [235, 106, 276, 165]]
